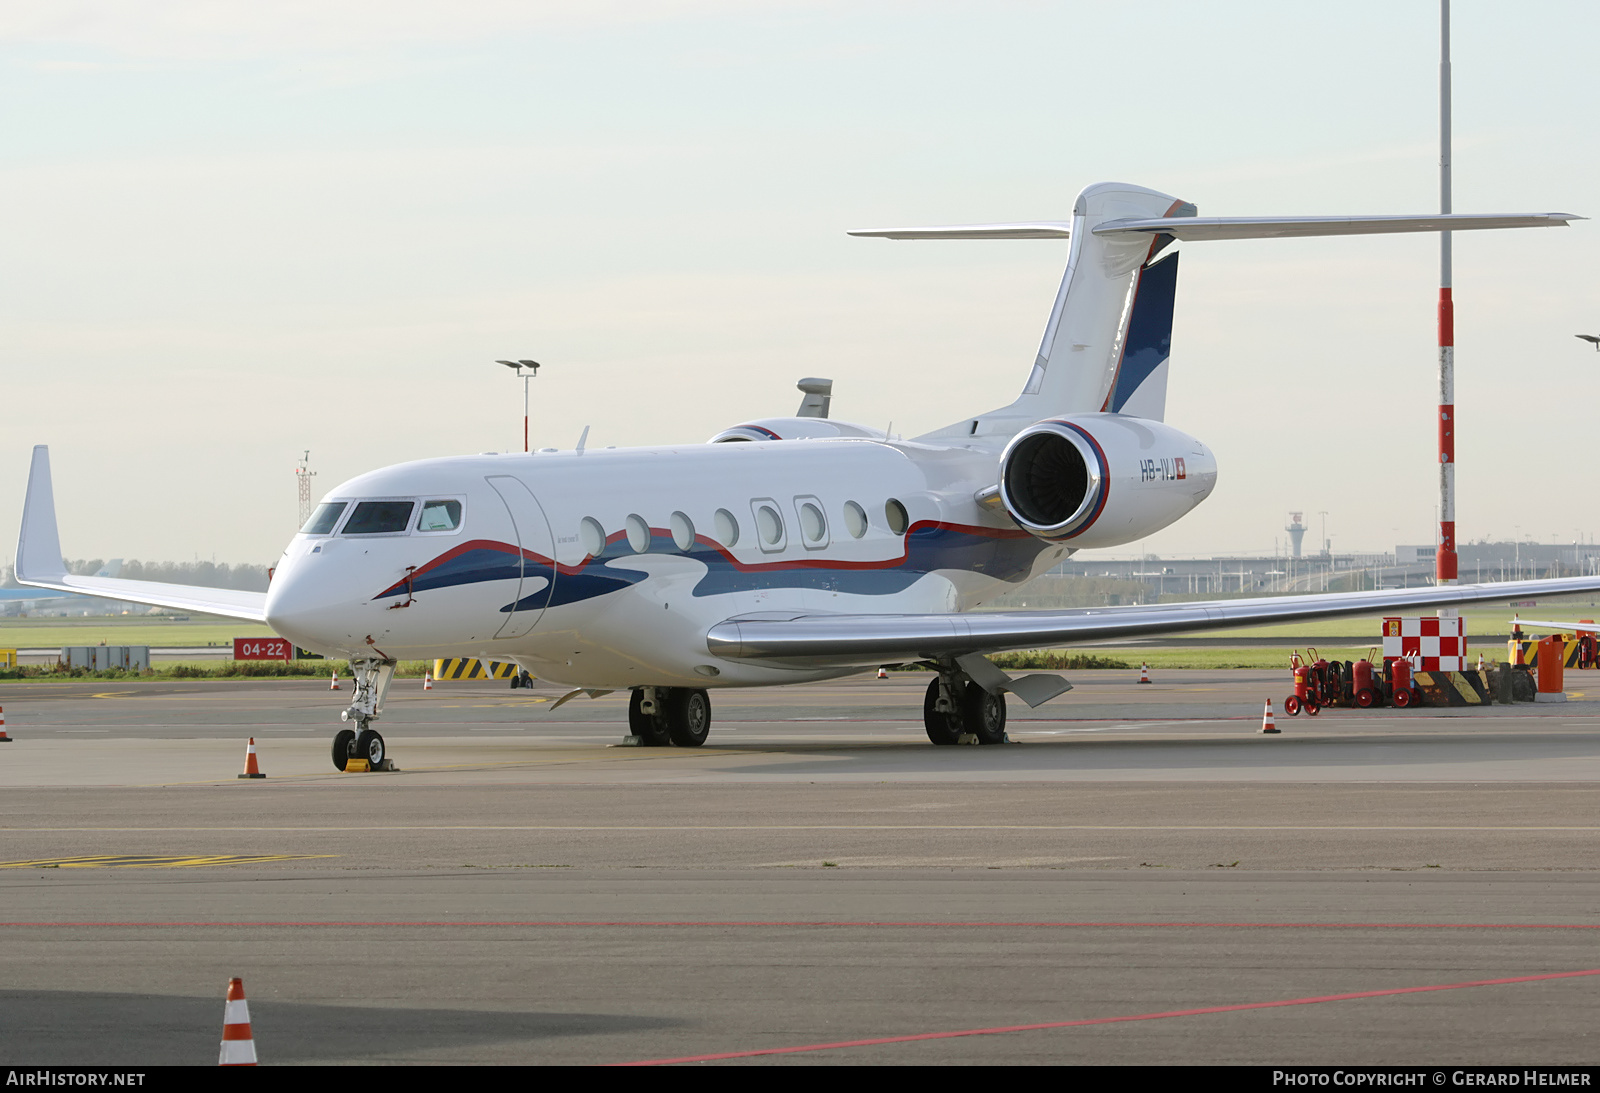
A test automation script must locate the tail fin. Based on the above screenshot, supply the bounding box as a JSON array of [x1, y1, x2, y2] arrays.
[[1012, 182, 1191, 423], [850, 183, 1577, 439]]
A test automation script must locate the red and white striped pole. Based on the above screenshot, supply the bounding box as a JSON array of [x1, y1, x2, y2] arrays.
[[1436, 0, 1458, 604]]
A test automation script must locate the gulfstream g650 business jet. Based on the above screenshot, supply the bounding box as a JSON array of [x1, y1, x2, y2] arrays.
[[17, 182, 1596, 770]]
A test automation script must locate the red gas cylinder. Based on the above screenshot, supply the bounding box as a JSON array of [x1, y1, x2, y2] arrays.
[[1351, 659, 1378, 707], [1389, 657, 1413, 709]]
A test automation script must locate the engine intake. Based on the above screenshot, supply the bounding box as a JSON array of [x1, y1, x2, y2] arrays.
[[996, 415, 1216, 547], [1000, 422, 1104, 538]]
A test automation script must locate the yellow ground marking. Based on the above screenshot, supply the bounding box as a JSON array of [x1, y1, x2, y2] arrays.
[[0, 853, 336, 868]]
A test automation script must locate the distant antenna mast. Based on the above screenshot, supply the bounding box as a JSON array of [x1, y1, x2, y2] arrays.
[[295, 450, 316, 529]]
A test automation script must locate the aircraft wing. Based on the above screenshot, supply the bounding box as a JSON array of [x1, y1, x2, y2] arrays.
[[1504, 618, 1600, 632], [705, 576, 1600, 668], [15, 446, 268, 623]]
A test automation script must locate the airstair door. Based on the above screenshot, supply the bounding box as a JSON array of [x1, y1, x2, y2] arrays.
[[485, 475, 557, 639]]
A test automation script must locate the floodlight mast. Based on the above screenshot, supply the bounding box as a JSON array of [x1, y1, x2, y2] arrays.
[[1437, 0, 1458, 607], [495, 359, 541, 453]]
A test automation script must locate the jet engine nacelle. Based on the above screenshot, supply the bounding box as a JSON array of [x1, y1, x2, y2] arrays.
[[708, 417, 887, 443], [996, 415, 1217, 549]]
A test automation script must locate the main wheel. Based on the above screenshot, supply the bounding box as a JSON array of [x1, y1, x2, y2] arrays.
[[628, 688, 673, 746], [962, 683, 1008, 745], [922, 677, 962, 745], [331, 728, 355, 772], [356, 728, 385, 769], [666, 688, 712, 747], [1284, 695, 1301, 716]]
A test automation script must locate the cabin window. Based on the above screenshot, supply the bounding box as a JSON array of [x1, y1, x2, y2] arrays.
[[795, 497, 828, 549], [625, 514, 651, 554], [342, 500, 415, 535], [714, 508, 740, 548], [842, 500, 867, 539], [670, 511, 696, 552], [416, 499, 462, 532], [885, 498, 909, 536], [579, 517, 606, 558], [752, 499, 786, 552], [301, 502, 347, 536]]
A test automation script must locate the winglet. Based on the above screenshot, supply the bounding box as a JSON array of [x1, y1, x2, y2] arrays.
[[17, 445, 67, 583]]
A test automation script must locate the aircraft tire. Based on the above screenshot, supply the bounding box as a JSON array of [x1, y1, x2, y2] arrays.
[[332, 728, 355, 772], [922, 677, 962, 745], [628, 688, 673, 747], [666, 688, 712, 748], [356, 729, 385, 769], [962, 683, 1007, 745]]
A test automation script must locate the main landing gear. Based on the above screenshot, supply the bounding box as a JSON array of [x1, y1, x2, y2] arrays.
[[922, 664, 1008, 746], [626, 686, 711, 747], [332, 656, 399, 772]]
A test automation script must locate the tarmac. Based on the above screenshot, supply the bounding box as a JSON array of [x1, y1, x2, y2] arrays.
[[1, 669, 1597, 1066]]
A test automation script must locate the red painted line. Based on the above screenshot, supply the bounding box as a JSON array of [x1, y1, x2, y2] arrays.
[[1, 920, 1597, 929], [612, 967, 1600, 1066]]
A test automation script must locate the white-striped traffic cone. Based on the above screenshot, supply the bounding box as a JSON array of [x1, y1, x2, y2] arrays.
[[1260, 699, 1280, 734], [218, 977, 257, 1066], [0, 705, 10, 743], [237, 738, 265, 779], [876, 667, 888, 679], [1477, 653, 1485, 672], [329, 671, 340, 691], [1138, 663, 1151, 684], [423, 672, 433, 691]]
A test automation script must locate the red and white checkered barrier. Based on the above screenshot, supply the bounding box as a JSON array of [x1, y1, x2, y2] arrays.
[[1382, 616, 1467, 672]]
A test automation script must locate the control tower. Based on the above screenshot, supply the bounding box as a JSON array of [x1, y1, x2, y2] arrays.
[[1285, 512, 1307, 559]]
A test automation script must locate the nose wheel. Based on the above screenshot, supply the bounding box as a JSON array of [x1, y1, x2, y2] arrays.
[[331, 725, 387, 771]]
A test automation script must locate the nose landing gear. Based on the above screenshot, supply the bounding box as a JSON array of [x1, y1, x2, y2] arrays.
[[331, 657, 399, 772]]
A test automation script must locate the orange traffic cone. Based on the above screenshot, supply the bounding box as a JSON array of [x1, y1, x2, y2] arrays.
[[423, 672, 434, 691], [0, 705, 10, 743], [237, 737, 265, 779], [876, 667, 888, 679], [1138, 663, 1151, 684], [218, 977, 257, 1066], [329, 671, 341, 691], [1261, 699, 1280, 734]]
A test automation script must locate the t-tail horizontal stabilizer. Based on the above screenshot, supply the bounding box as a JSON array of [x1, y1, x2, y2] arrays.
[[15, 445, 268, 622]]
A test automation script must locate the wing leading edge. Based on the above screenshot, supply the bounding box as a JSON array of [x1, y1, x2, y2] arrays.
[[15, 446, 267, 622], [705, 575, 1600, 668]]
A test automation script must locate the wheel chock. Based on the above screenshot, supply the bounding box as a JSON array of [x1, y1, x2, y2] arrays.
[[344, 758, 371, 773], [615, 735, 646, 747], [956, 732, 979, 745]]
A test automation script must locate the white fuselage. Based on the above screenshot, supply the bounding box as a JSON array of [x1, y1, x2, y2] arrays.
[[264, 419, 1214, 689]]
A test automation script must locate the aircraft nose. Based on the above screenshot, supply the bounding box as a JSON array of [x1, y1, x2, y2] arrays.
[[265, 554, 361, 655]]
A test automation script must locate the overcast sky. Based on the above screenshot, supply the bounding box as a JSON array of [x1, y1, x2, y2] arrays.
[[3, 1, 1597, 567]]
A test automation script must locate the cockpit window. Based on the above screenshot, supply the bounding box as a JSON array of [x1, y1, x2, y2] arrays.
[[301, 502, 347, 536], [417, 499, 463, 532], [342, 500, 416, 535]]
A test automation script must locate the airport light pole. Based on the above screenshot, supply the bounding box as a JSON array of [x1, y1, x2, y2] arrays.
[[1436, 0, 1459, 608], [495, 359, 541, 453]]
